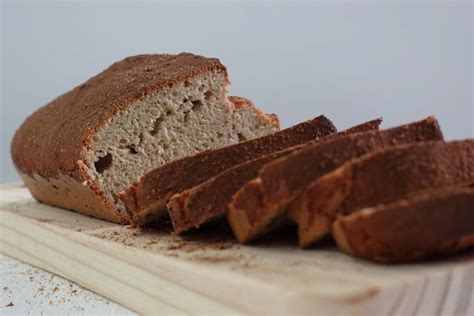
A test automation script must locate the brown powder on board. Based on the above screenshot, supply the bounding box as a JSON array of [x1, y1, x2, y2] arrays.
[[193, 255, 240, 263]]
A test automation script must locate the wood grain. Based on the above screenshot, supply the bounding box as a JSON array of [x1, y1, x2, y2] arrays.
[[1, 182, 473, 315]]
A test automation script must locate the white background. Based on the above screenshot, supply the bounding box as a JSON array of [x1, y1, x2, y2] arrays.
[[1, 0, 473, 183]]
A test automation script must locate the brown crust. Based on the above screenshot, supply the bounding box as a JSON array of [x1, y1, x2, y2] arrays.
[[119, 115, 337, 225], [228, 117, 443, 244], [20, 172, 121, 223], [333, 187, 474, 262], [11, 53, 228, 223], [169, 118, 382, 235], [292, 139, 474, 248]]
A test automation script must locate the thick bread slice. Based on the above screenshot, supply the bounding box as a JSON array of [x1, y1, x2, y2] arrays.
[[119, 115, 337, 225], [168, 118, 383, 234], [227, 117, 443, 244], [333, 187, 474, 263], [11, 53, 278, 224], [290, 139, 474, 248]]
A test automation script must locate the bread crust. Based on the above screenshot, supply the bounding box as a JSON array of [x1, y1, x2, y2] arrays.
[[292, 139, 474, 248], [333, 187, 474, 262], [228, 117, 443, 244], [11, 53, 228, 223], [119, 115, 336, 225], [20, 172, 120, 223]]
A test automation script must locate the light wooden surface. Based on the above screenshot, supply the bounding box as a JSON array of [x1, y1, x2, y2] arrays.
[[1, 182, 473, 315]]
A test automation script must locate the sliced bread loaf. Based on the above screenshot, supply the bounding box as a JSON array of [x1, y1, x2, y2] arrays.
[[227, 117, 443, 244], [119, 115, 337, 225], [333, 187, 474, 262], [168, 118, 382, 234], [11, 53, 278, 223], [290, 139, 474, 248]]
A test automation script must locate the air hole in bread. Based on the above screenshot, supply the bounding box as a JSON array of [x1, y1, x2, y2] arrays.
[[128, 146, 138, 155], [119, 139, 128, 145], [52, 185, 58, 190], [217, 132, 224, 138], [95, 153, 113, 173], [237, 133, 247, 142], [204, 91, 213, 100], [150, 116, 164, 136], [184, 80, 191, 87], [191, 100, 203, 111]]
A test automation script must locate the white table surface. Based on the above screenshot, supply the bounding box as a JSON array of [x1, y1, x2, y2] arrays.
[[0, 253, 136, 315]]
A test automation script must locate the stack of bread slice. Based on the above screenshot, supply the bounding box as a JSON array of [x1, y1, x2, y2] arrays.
[[12, 53, 473, 263]]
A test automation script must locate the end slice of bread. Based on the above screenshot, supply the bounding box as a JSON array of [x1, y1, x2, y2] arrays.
[[333, 187, 474, 262]]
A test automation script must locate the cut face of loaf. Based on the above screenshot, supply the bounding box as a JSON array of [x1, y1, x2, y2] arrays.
[[11, 53, 279, 224], [227, 117, 444, 244], [333, 187, 474, 262], [167, 118, 382, 234], [290, 139, 474, 248], [88, 93, 277, 219]]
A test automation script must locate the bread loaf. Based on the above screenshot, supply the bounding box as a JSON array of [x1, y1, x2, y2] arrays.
[[290, 139, 474, 248], [227, 117, 443, 243], [11, 53, 278, 223]]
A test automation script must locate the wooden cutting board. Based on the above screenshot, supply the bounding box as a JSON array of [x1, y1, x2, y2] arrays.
[[1, 182, 473, 315]]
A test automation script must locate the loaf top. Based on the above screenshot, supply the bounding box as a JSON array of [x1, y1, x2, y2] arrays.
[[11, 53, 227, 179]]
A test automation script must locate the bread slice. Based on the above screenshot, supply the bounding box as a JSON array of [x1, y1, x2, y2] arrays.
[[119, 115, 337, 225], [290, 139, 474, 248], [227, 117, 443, 244], [333, 187, 474, 262], [168, 118, 382, 234], [11, 53, 278, 224]]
